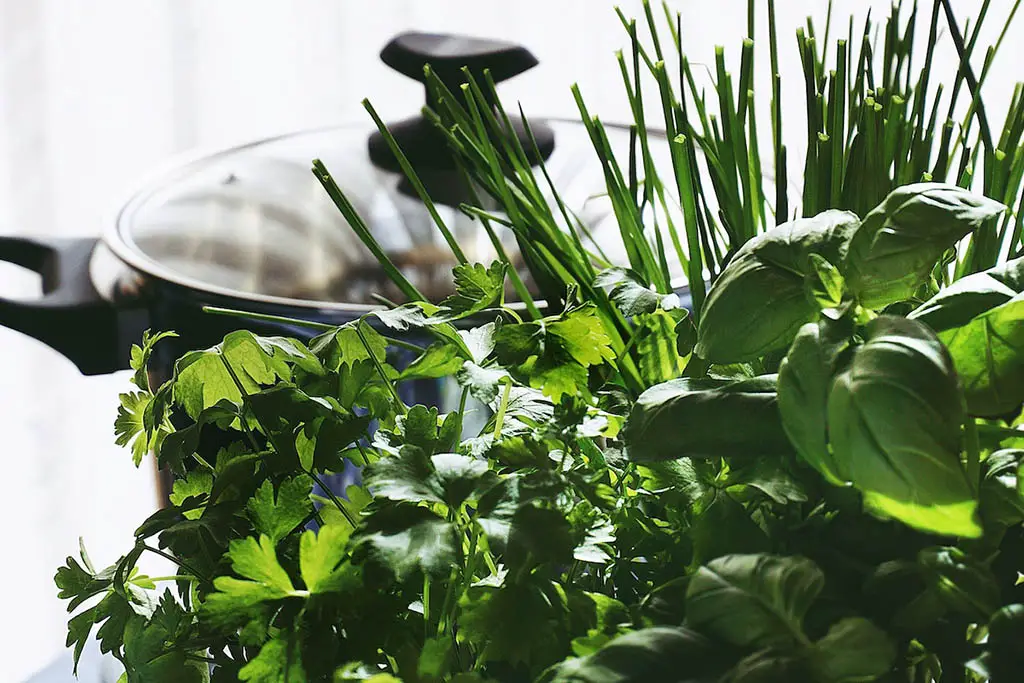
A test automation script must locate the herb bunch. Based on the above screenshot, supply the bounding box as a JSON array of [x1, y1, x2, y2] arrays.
[[55, 1, 1024, 682]]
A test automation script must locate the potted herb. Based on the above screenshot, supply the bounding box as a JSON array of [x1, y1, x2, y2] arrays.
[[56, 1, 1024, 682]]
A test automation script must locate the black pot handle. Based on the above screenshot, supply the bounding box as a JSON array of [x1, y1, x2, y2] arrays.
[[0, 235, 143, 375]]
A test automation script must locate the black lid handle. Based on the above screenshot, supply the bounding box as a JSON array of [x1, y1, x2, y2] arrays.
[[368, 31, 556, 197], [380, 32, 539, 96]]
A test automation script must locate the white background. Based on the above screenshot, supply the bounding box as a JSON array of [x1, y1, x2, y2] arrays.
[[0, 1, 1021, 680]]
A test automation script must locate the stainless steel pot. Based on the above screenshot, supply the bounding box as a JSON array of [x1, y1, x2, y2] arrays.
[[0, 32, 685, 384]]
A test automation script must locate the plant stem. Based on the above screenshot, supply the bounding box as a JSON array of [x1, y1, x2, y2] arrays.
[[356, 320, 408, 416], [142, 544, 210, 586], [492, 380, 513, 438], [965, 416, 982, 493]]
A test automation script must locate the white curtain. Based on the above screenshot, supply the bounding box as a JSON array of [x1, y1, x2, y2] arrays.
[[0, 1, 1018, 680]]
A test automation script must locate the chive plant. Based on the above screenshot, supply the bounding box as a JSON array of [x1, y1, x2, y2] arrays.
[[314, 0, 1023, 384]]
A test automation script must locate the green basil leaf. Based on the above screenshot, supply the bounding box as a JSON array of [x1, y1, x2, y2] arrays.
[[844, 183, 1006, 309], [777, 319, 852, 485], [827, 316, 980, 537], [543, 627, 723, 683], [695, 209, 859, 363], [811, 617, 896, 682], [685, 553, 823, 650], [980, 449, 1024, 526], [909, 257, 1024, 416], [623, 375, 794, 462], [918, 546, 1001, 620]]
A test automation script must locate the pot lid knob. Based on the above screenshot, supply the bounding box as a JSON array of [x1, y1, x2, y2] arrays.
[[368, 31, 556, 179]]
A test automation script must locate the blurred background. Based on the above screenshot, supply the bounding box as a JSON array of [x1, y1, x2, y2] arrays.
[[0, 1, 1020, 680]]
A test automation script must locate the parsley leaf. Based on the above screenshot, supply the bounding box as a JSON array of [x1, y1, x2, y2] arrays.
[[202, 535, 300, 628], [310, 320, 388, 371], [246, 477, 314, 543], [440, 261, 508, 316], [351, 505, 459, 580], [299, 524, 354, 593], [239, 633, 306, 683], [114, 391, 152, 467]]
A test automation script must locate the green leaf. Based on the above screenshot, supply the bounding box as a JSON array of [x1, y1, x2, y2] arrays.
[[980, 449, 1024, 525], [805, 254, 845, 311], [722, 460, 808, 505], [299, 524, 353, 593], [129, 330, 178, 391], [827, 316, 980, 537], [811, 617, 896, 682], [623, 375, 793, 462], [494, 305, 614, 401], [399, 341, 464, 380], [115, 392, 152, 467], [685, 554, 823, 650], [690, 492, 770, 566], [910, 257, 1024, 416], [365, 448, 493, 509], [545, 627, 723, 683], [777, 319, 852, 485], [459, 322, 497, 364], [595, 267, 681, 317], [456, 362, 510, 404], [169, 471, 213, 520], [121, 594, 208, 683], [246, 477, 313, 544], [549, 305, 616, 367], [845, 183, 1006, 309], [173, 331, 294, 420], [918, 546, 1001, 620], [440, 261, 508, 316], [310, 320, 388, 371], [351, 505, 458, 580], [695, 209, 860, 363], [202, 536, 299, 627], [458, 578, 569, 670], [240, 633, 306, 683], [719, 649, 809, 683], [56, 546, 115, 613], [635, 311, 689, 386]]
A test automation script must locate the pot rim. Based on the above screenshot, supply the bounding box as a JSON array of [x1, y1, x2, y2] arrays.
[[101, 119, 691, 314]]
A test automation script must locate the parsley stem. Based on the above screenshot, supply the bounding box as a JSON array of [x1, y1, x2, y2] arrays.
[[308, 470, 359, 529], [492, 380, 513, 438], [217, 355, 263, 453], [356, 319, 408, 415], [142, 544, 210, 586], [423, 574, 431, 639]]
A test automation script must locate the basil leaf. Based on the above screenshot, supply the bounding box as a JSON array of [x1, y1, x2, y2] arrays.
[[685, 553, 823, 649], [695, 209, 859, 363], [844, 183, 1006, 309], [623, 375, 794, 462], [777, 318, 852, 485], [828, 316, 980, 537], [918, 546, 1001, 620], [810, 617, 896, 682], [543, 627, 724, 683]]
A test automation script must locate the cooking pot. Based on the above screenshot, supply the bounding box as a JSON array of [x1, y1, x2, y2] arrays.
[[0, 32, 688, 497]]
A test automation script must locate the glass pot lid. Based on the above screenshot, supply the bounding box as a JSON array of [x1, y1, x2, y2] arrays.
[[108, 33, 680, 310]]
